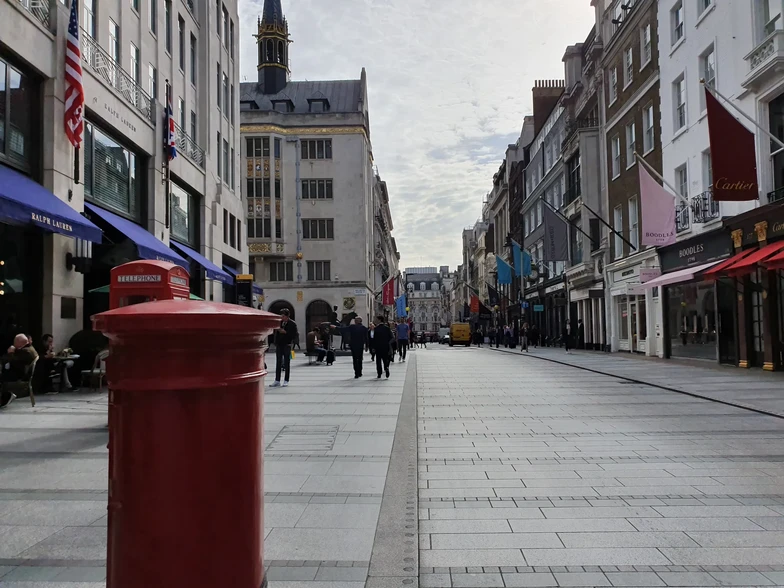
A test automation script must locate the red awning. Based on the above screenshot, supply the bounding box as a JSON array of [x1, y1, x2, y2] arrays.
[[725, 241, 784, 277], [702, 249, 757, 281], [765, 248, 784, 270]]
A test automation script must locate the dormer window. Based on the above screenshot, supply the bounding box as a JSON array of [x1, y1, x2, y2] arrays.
[[308, 99, 330, 113], [240, 100, 259, 111], [271, 99, 294, 113]]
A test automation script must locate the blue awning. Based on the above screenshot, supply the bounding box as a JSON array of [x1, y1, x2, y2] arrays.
[[223, 265, 240, 278], [253, 284, 264, 295], [0, 164, 102, 242], [84, 203, 186, 266], [171, 241, 233, 283]]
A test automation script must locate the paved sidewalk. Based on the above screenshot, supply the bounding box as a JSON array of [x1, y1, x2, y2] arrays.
[[0, 350, 411, 588], [488, 346, 784, 417], [418, 346, 784, 588]]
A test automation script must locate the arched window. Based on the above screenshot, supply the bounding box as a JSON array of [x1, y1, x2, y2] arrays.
[[266, 39, 274, 63], [431, 282, 439, 291], [277, 40, 285, 64], [306, 300, 332, 333], [267, 300, 296, 320], [419, 282, 426, 291]]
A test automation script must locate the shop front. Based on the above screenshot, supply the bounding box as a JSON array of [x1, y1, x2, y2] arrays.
[[523, 280, 567, 346], [705, 204, 784, 370], [643, 229, 734, 363], [606, 249, 658, 353]]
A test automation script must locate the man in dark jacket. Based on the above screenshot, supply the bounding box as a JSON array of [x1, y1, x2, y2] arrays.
[[372, 317, 393, 379], [577, 319, 585, 349], [270, 309, 298, 387], [1, 334, 39, 408], [347, 317, 369, 378]]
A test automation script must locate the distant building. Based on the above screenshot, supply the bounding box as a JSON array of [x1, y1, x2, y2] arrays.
[[405, 267, 452, 333]]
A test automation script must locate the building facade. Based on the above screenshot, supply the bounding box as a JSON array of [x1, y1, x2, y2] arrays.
[[0, 0, 245, 346], [405, 267, 450, 335], [240, 0, 390, 333]]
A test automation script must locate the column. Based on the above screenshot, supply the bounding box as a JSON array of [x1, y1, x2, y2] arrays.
[[762, 268, 777, 371], [737, 276, 750, 368]]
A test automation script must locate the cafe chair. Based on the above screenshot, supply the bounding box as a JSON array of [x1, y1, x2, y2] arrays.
[[2, 357, 38, 408], [81, 350, 109, 391]]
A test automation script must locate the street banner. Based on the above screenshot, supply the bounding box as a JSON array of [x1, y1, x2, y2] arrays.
[[478, 302, 493, 321], [496, 256, 513, 285], [543, 205, 569, 261], [487, 284, 500, 307], [395, 295, 407, 317], [470, 295, 479, 313], [638, 164, 676, 246], [382, 278, 395, 306], [705, 88, 759, 201], [512, 240, 531, 277]]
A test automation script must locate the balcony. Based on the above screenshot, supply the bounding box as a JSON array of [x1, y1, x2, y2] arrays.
[[563, 118, 599, 148], [742, 30, 784, 92], [17, 0, 50, 28], [769, 186, 784, 204], [691, 189, 721, 224], [675, 202, 691, 233], [81, 31, 154, 123], [173, 121, 205, 168]]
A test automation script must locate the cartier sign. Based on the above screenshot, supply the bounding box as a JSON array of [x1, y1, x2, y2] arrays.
[[659, 229, 731, 273]]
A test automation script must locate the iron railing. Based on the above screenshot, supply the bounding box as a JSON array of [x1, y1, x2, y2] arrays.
[[769, 186, 784, 204], [174, 121, 205, 168], [563, 118, 599, 146], [17, 0, 50, 29], [691, 189, 721, 223], [675, 202, 691, 233], [81, 31, 154, 123]]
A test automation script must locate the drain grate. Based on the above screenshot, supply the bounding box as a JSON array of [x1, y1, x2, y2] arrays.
[[267, 425, 339, 452]]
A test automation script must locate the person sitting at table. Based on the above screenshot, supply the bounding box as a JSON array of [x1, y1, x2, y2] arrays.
[[34, 334, 76, 394], [306, 329, 327, 364], [0, 333, 39, 408]]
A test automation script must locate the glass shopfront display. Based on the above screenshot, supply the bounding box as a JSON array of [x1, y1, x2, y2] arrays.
[[665, 280, 717, 361]]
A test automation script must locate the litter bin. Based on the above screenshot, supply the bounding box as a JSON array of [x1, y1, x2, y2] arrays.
[[93, 300, 281, 588]]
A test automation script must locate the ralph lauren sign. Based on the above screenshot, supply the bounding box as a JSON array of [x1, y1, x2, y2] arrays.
[[659, 228, 731, 273]]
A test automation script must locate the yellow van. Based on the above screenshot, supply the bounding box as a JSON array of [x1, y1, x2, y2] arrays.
[[449, 323, 472, 347]]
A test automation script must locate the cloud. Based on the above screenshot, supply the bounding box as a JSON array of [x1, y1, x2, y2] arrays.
[[239, 0, 595, 269]]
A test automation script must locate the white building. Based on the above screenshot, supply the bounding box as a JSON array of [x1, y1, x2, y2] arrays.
[[405, 267, 450, 334], [240, 0, 387, 332], [0, 0, 245, 346]]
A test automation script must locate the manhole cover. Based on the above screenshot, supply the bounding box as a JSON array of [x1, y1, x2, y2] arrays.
[[267, 425, 339, 452]]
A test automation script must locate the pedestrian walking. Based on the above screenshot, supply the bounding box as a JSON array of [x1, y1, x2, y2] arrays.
[[520, 322, 529, 352], [577, 319, 585, 350], [347, 317, 369, 378], [529, 324, 539, 349], [389, 323, 398, 362], [372, 317, 393, 379], [476, 327, 484, 348], [270, 309, 298, 388], [562, 320, 573, 354], [396, 319, 410, 362], [488, 327, 496, 347], [368, 322, 376, 362]]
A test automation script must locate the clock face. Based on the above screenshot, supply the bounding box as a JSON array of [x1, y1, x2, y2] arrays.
[[529, 269, 539, 281]]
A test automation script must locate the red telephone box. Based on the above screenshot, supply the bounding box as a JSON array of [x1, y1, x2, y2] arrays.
[[110, 260, 190, 310]]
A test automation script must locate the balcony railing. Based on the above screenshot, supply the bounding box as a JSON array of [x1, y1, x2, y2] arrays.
[[691, 189, 721, 224], [675, 202, 691, 233], [743, 30, 784, 91], [174, 121, 205, 168], [81, 31, 154, 123], [563, 117, 599, 146], [17, 0, 50, 29], [769, 186, 784, 204]]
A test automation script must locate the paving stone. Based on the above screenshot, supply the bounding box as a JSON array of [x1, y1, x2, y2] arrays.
[[314, 566, 368, 582], [605, 571, 665, 586], [420, 573, 453, 587], [707, 571, 774, 586], [420, 549, 526, 567], [522, 548, 670, 567], [655, 571, 721, 586], [450, 572, 504, 587], [266, 566, 319, 581], [501, 572, 558, 587], [553, 571, 611, 586], [660, 547, 784, 566]]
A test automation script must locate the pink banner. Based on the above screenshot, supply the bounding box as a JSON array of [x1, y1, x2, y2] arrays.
[[639, 164, 676, 246]]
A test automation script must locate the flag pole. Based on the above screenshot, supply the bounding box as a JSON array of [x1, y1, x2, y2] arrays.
[[702, 79, 784, 154], [164, 80, 171, 229], [633, 151, 689, 205]]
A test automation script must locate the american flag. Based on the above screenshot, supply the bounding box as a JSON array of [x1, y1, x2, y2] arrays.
[[166, 89, 177, 161], [64, 0, 84, 148]]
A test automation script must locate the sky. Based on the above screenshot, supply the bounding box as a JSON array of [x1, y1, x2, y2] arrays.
[[238, 0, 596, 270]]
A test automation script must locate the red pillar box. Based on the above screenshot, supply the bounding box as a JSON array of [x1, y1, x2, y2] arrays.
[[93, 300, 281, 588]]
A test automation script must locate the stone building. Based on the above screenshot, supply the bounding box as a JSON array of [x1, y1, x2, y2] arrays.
[[240, 0, 392, 332], [405, 266, 451, 335], [0, 0, 245, 345]]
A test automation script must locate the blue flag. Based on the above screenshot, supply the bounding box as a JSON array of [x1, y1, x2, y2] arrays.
[[395, 295, 407, 318], [496, 256, 513, 285], [511, 240, 532, 278]]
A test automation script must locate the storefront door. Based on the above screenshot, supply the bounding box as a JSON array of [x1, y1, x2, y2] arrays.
[[716, 279, 737, 366], [777, 270, 784, 369], [750, 269, 765, 367]]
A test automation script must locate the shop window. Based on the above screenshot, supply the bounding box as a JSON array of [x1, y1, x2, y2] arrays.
[[667, 282, 718, 360], [618, 296, 629, 340], [170, 183, 197, 246], [84, 122, 140, 219], [751, 268, 765, 355]]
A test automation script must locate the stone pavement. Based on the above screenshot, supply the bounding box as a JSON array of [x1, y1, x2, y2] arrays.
[[489, 346, 784, 417], [0, 350, 410, 588], [417, 345, 784, 587]]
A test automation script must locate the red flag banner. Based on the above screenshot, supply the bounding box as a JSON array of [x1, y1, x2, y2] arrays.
[[382, 278, 395, 306], [705, 88, 759, 202], [470, 295, 480, 314]]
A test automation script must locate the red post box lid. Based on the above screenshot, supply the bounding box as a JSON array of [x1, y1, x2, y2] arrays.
[[93, 300, 282, 338]]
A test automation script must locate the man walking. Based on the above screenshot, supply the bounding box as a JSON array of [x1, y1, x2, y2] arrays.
[[396, 319, 409, 362], [347, 317, 369, 378], [562, 319, 573, 355], [270, 309, 298, 388], [372, 317, 393, 379]]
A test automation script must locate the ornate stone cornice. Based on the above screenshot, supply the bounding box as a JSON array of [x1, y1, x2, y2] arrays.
[[240, 124, 368, 139]]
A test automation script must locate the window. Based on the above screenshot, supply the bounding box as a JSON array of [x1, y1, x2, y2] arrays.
[[671, 1, 684, 46], [83, 122, 140, 218], [216, 63, 221, 109], [178, 16, 185, 70], [84, 0, 95, 38], [216, 0, 221, 35], [222, 5, 229, 48], [164, 0, 172, 53], [301, 139, 333, 160], [229, 213, 236, 248], [130, 43, 140, 84], [611, 135, 621, 179], [302, 219, 334, 240], [302, 179, 334, 199], [274, 138, 281, 158], [236, 217, 242, 252], [230, 85, 235, 125], [190, 111, 197, 141], [536, 201, 543, 226], [223, 209, 228, 244], [230, 20, 235, 59], [178, 97, 185, 128], [276, 219, 281, 238], [625, 123, 636, 168], [703, 149, 713, 190], [270, 262, 294, 282], [609, 68, 618, 103], [217, 132, 221, 178], [131, 0, 139, 12], [613, 205, 624, 260], [109, 20, 120, 64], [643, 104, 654, 153], [222, 73, 229, 118], [628, 196, 639, 251], [700, 47, 715, 110], [223, 139, 229, 185], [676, 164, 688, 199], [148, 64, 157, 100], [640, 24, 651, 67], [623, 46, 633, 88], [309, 99, 329, 113], [524, 215, 530, 236], [673, 75, 687, 131], [230, 147, 235, 190], [307, 261, 331, 281], [699, 0, 713, 15], [149, 0, 157, 35], [262, 137, 270, 156], [247, 137, 262, 157], [761, 0, 783, 39], [170, 183, 197, 245]]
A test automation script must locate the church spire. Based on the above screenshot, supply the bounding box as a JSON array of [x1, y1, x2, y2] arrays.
[[256, 0, 291, 94]]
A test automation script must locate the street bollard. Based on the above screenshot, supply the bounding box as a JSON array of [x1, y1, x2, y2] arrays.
[[93, 300, 281, 588]]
